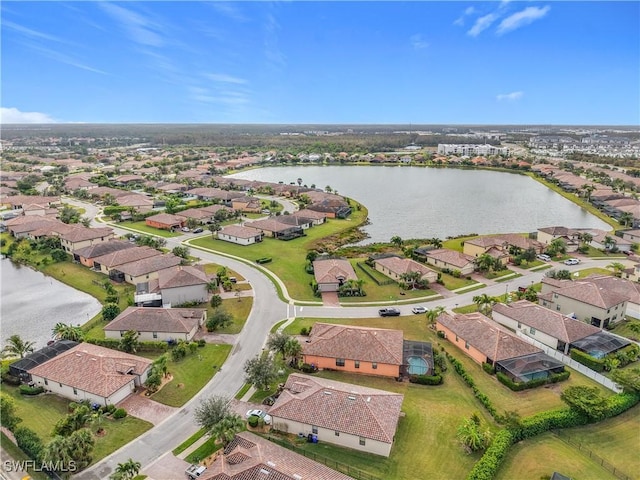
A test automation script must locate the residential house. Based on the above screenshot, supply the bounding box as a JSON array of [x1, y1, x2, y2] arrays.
[[0, 195, 60, 211], [217, 225, 264, 245], [306, 197, 351, 218], [244, 218, 303, 240], [198, 431, 354, 480], [302, 323, 404, 377], [28, 343, 152, 406], [230, 196, 262, 213], [492, 300, 601, 354], [145, 213, 185, 231], [623, 262, 640, 283], [269, 373, 404, 457], [620, 229, 640, 244], [186, 187, 245, 204], [104, 307, 206, 342], [73, 239, 136, 268], [313, 258, 358, 292], [92, 246, 162, 277], [539, 278, 628, 328], [588, 229, 633, 253], [277, 214, 313, 230], [374, 256, 438, 285], [59, 227, 114, 253], [146, 265, 210, 307], [176, 207, 218, 225], [115, 253, 183, 287], [5, 216, 68, 239], [294, 208, 327, 225], [116, 193, 154, 211], [580, 274, 640, 320], [462, 236, 513, 265], [436, 311, 565, 382], [422, 248, 475, 275], [537, 226, 581, 252], [63, 177, 97, 192]]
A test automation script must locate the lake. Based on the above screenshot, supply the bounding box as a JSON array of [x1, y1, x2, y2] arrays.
[[1, 259, 102, 351], [229, 165, 611, 244]]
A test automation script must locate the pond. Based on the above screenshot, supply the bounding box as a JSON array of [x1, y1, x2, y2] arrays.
[[229, 166, 611, 244]]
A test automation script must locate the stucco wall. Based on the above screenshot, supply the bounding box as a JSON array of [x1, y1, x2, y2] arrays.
[[492, 311, 560, 351], [162, 285, 208, 306], [218, 233, 255, 245], [31, 373, 134, 406], [436, 322, 488, 364], [303, 355, 400, 377]]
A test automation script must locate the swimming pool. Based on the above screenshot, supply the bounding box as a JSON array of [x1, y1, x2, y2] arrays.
[[407, 356, 428, 375]]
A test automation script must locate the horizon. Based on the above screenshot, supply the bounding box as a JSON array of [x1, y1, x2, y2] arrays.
[[2, 1, 639, 125]]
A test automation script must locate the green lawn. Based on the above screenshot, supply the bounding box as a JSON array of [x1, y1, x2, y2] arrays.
[[185, 435, 223, 463], [518, 259, 545, 269], [191, 206, 368, 301], [117, 221, 181, 238], [0, 432, 49, 480], [442, 235, 479, 252], [142, 344, 232, 407], [484, 269, 518, 280], [439, 272, 479, 290], [90, 416, 153, 465], [203, 263, 245, 281], [495, 432, 618, 480], [608, 318, 640, 342], [574, 267, 613, 279], [210, 296, 253, 334], [172, 427, 207, 456]]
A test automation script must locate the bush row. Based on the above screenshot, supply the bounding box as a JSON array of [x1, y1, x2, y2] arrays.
[[570, 349, 604, 372], [496, 370, 570, 392], [86, 338, 169, 352], [466, 429, 514, 480], [446, 354, 497, 419], [19, 385, 44, 395], [409, 374, 443, 385]]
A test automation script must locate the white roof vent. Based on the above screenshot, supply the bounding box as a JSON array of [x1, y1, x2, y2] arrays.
[[266, 461, 276, 467], [324, 391, 332, 395]]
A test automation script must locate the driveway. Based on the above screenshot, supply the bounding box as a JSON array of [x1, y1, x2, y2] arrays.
[[142, 452, 190, 480], [117, 393, 178, 426], [320, 291, 340, 306]]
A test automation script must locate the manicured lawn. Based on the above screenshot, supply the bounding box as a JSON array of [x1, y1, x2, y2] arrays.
[[191, 206, 368, 301], [235, 383, 252, 400], [356, 261, 391, 284], [484, 269, 518, 280], [1, 433, 49, 480], [4, 385, 70, 441], [117, 221, 181, 238], [442, 235, 479, 252], [574, 267, 613, 279], [608, 318, 640, 342], [518, 259, 545, 269], [185, 435, 223, 463], [555, 405, 640, 477], [495, 432, 617, 480], [203, 263, 245, 281], [439, 272, 478, 290], [209, 296, 253, 334], [172, 427, 207, 455], [143, 344, 232, 407], [582, 245, 627, 258], [91, 416, 153, 465]]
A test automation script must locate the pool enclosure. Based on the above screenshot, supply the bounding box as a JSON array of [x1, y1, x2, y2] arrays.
[[570, 332, 631, 359], [496, 352, 565, 383], [402, 340, 433, 376]]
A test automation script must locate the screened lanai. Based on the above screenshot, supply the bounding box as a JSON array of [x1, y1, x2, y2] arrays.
[[496, 352, 565, 383]]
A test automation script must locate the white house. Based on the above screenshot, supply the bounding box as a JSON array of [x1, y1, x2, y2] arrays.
[[217, 225, 264, 245], [104, 307, 206, 342]]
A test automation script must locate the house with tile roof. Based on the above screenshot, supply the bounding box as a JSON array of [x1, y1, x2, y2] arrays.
[[104, 307, 206, 342], [92, 246, 162, 277], [217, 225, 264, 245], [294, 208, 327, 225], [302, 323, 404, 377], [231, 196, 262, 213], [198, 431, 354, 480], [59, 226, 114, 253], [374, 255, 438, 285], [313, 258, 358, 292], [142, 265, 209, 306], [28, 343, 152, 406], [539, 278, 629, 328], [269, 373, 404, 457], [244, 218, 304, 240], [145, 212, 185, 231], [582, 274, 640, 320], [422, 248, 476, 275], [72, 239, 136, 268], [115, 253, 183, 286], [492, 300, 601, 354]]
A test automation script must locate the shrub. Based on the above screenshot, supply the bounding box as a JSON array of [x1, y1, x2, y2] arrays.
[[467, 429, 514, 480], [570, 349, 604, 372], [19, 385, 44, 395], [198, 339, 206, 347], [437, 330, 446, 339], [482, 363, 495, 375], [409, 374, 443, 385], [300, 327, 309, 336], [247, 415, 259, 428], [300, 363, 317, 373], [1, 372, 21, 386], [14, 427, 43, 462], [105, 404, 117, 414], [113, 408, 127, 419]]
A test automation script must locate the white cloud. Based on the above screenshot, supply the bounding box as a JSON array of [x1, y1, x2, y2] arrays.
[[206, 73, 248, 85], [1, 107, 56, 123], [410, 34, 429, 50], [208, 2, 249, 22], [99, 3, 164, 47], [2, 20, 65, 43], [496, 6, 551, 35], [454, 6, 476, 26], [497, 91, 524, 101], [467, 13, 499, 37]]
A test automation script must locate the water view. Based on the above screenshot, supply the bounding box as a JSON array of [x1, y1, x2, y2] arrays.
[[1, 259, 102, 350], [229, 166, 611, 244]]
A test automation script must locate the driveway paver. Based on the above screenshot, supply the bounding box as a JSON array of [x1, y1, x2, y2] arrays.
[[117, 392, 178, 426]]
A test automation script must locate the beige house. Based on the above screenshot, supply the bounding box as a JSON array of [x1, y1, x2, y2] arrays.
[[217, 225, 264, 245], [92, 246, 162, 276], [104, 307, 206, 342], [539, 278, 628, 328], [302, 323, 404, 378], [152, 265, 209, 306], [59, 227, 114, 253], [29, 343, 151, 406], [115, 253, 183, 286], [537, 226, 581, 246], [269, 373, 404, 457], [313, 258, 358, 292], [620, 229, 640, 244], [294, 208, 327, 225], [374, 255, 438, 284], [492, 300, 601, 354], [423, 249, 475, 275]]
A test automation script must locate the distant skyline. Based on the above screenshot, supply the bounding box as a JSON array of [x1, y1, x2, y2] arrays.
[[2, 1, 639, 125]]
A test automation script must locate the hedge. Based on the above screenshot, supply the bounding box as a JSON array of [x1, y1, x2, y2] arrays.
[[467, 429, 514, 480], [86, 338, 169, 352], [19, 385, 44, 395], [409, 374, 443, 385], [570, 349, 604, 372], [482, 363, 495, 375], [113, 408, 127, 419], [14, 427, 44, 462], [497, 370, 570, 392], [446, 353, 497, 419]]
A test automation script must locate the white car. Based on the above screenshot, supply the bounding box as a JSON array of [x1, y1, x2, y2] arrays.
[[564, 258, 580, 265], [181, 227, 190, 232], [537, 254, 551, 261], [246, 409, 272, 425], [412, 306, 427, 314]]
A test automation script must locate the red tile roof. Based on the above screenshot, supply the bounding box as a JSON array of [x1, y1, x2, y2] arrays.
[[313, 259, 358, 284], [104, 307, 205, 334]]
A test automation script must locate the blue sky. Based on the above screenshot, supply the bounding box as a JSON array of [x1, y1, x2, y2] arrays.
[[2, 1, 639, 125]]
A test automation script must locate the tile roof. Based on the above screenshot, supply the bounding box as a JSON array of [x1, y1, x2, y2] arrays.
[[549, 281, 629, 309], [60, 227, 113, 243], [493, 301, 600, 343], [74, 239, 136, 259], [294, 209, 327, 220], [437, 312, 541, 362], [374, 256, 437, 279], [158, 265, 209, 289], [176, 208, 214, 220], [28, 343, 151, 398], [116, 194, 154, 207], [145, 212, 184, 225], [92, 246, 161, 268], [425, 249, 475, 268], [201, 431, 354, 480], [313, 259, 358, 284], [583, 275, 640, 304], [303, 323, 404, 365], [219, 225, 263, 239], [245, 218, 297, 233], [116, 253, 183, 277], [270, 374, 403, 444], [104, 307, 205, 334]]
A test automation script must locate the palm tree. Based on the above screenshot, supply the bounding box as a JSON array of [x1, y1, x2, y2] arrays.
[[390, 236, 403, 248], [425, 306, 446, 326], [110, 458, 142, 480], [547, 238, 567, 257], [212, 414, 244, 447], [581, 184, 595, 202], [579, 232, 593, 246], [474, 254, 494, 273], [472, 294, 498, 315], [52, 323, 84, 342], [284, 337, 302, 364], [2, 334, 35, 358], [607, 262, 625, 278], [619, 212, 634, 227]]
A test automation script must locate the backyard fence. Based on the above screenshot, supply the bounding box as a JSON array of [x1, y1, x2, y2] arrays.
[[266, 435, 381, 480], [356, 262, 395, 286], [555, 434, 633, 480]]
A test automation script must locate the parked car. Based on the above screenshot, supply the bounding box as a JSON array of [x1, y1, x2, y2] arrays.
[[537, 254, 551, 261], [246, 409, 272, 425], [379, 307, 401, 317], [412, 306, 427, 314], [564, 258, 580, 265], [181, 227, 190, 232], [192, 227, 204, 233]]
